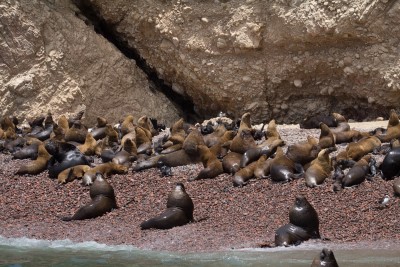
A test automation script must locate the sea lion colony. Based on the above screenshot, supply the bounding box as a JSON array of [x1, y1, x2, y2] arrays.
[[1, 110, 400, 260]]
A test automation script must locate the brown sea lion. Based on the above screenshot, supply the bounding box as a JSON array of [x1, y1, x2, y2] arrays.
[[289, 196, 320, 238], [209, 130, 236, 159], [238, 112, 252, 133], [230, 128, 256, 154], [334, 129, 367, 144], [376, 109, 400, 142], [270, 147, 303, 183], [182, 127, 206, 156], [62, 172, 117, 221], [160, 143, 183, 154], [222, 152, 242, 174], [16, 144, 51, 175], [141, 183, 193, 230], [57, 165, 91, 184], [77, 133, 97, 156], [318, 123, 336, 149], [311, 248, 339, 267], [329, 113, 350, 133], [342, 155, 373, 188], [82, 162, 128, 185], [138, 115, 157, 137], [112, 138, 138, 166], [168, 118, 186, 145], [203, 124, 227, 147], [64, 121, 87, 143], [305, 147, 336, 188], [345, 136, 381, 161], [240, 139, 285, 168], [104, 124, 119, 145], [263, 119, 281, 144], [233, 160, 258, 187], [120, 115, 135, 136], [286, 136, 320, 165], [135, 126, 152, 154], [254, 155, 273, 179], [189, 145, 223, 181]]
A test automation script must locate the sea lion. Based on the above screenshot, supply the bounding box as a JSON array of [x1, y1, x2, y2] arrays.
[[380, 147, 400, 180], [57, 165, 91, 184], [345, 136, 381, 161], [376, 109, 400, 142], [67, 110, 85, 127], [238, 112, 252, 132], [45, 140, 91, 179], [311, 248, 339, 267], [62, 172, 117, 221], [334, 129, 367, 144], [289, 196, 320, 238], [111, 138, 137, 166], [318, 123, 336, 149], [286, 136, 320, 165], [3, 136, 26, 153], [82, 162, 128, 185], [264, 119, 281, 144], [230, 128, 256, 154], [12, 142, 39, 160], [30, 111, 54, 141], [305, 147, 336, 188], [254, 154, 273, 179], [189, 145, 223, 181], [77, 133, 97, 156], [299, 114, 337, 129], [64, 121, 87, 143], [138, 115, 157, 137], [208, 130, 236, 159], [120, 115, 136, 136], [270, 147, 303, 183], [182, 127, 206, 156], [168, 118, 186, 145], [203, 124, 227, 147], [274, 223, 311, 247], [240, 139, 285, 168], [140, 183, 193, 230], [233, 160, 258, 187], [135, 126, 152, 154], [393, 177, 400, 196], [222, 151, 242, 174], [329, 112, 350, 133], [104, 124, 119, 146], [16, 144, 51, 175], [342, 155, 373, 188]]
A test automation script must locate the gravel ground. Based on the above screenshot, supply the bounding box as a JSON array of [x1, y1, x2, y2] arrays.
[[1, 120, 400, 253]]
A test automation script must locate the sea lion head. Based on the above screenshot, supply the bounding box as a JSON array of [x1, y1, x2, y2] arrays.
[[319, 248, 338, 266]]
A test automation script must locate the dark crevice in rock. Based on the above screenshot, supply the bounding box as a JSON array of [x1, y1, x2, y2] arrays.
[[72, 0, 201, 124]]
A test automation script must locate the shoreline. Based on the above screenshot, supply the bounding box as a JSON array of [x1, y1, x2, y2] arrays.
[[1, 120, 399, 253]]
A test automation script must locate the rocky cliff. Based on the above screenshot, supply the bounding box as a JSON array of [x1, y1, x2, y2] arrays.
[[2, 0, 400, 124]]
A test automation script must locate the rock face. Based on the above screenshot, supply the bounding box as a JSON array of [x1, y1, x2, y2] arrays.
[[0, 0, 180, 126], [1, 0, 400, 124], [78, 0, 400, 123]]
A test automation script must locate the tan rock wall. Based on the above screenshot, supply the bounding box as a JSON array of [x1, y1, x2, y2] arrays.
[[0, 0, 181, 125], [85, 0, 400, 123]]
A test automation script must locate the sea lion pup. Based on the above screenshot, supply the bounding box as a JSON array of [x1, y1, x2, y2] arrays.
[[77, 133, 97, 156], [344, 136, 381, 161], [16, 143, 51, 175], [275, 196, 319, 247], [341, 155, 374, 188], [45, 140, 91, 179], [305, 147, 336, 188], [240, 139, 285, 168], [375, 109, 400, 142], [311, 248, 339, 267], [62, 172, 117, 221], [222, 151, 242, 174], [140, 183, 193, 230], [329, 112, 350, 133], [380, 147, 400, 180], [82, 162, 128, 185], [188, 144, 223, 181], [230, 128, 256, 154], [233, 160, 259, 187], [270, 147, 303, 183], [286, 136, 320, 166], [299, 114, 337, 129], [318, 123, 336, 149], [64, 121, 87, 143], [57, 165, 91, 184]]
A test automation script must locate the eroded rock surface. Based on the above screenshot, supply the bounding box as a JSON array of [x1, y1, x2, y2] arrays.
[[0, 0, 180, 125]]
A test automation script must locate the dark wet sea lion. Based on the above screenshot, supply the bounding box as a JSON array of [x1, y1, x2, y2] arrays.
[[166, 183, 194, 221], [342, 155, 372, 188], [12, 142, 39, 160], [380, 147, 400, 180], [393, 177, 400, 196], [299, 114, 337, 129], [3, 136, 26, 153], [189, 145, 223, 181], [240, 139, 284, 168], [311, 248, 339, 267], [16, 144, 51, 175], [62, 172, 117, 221], [275, 223, 311, 247], [289, 196, 320, 238], [222, 152, 242, 174], [305, 147, 336, 188]]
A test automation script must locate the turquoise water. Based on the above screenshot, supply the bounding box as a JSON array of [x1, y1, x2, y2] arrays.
[[0, 236, 400, 266]]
